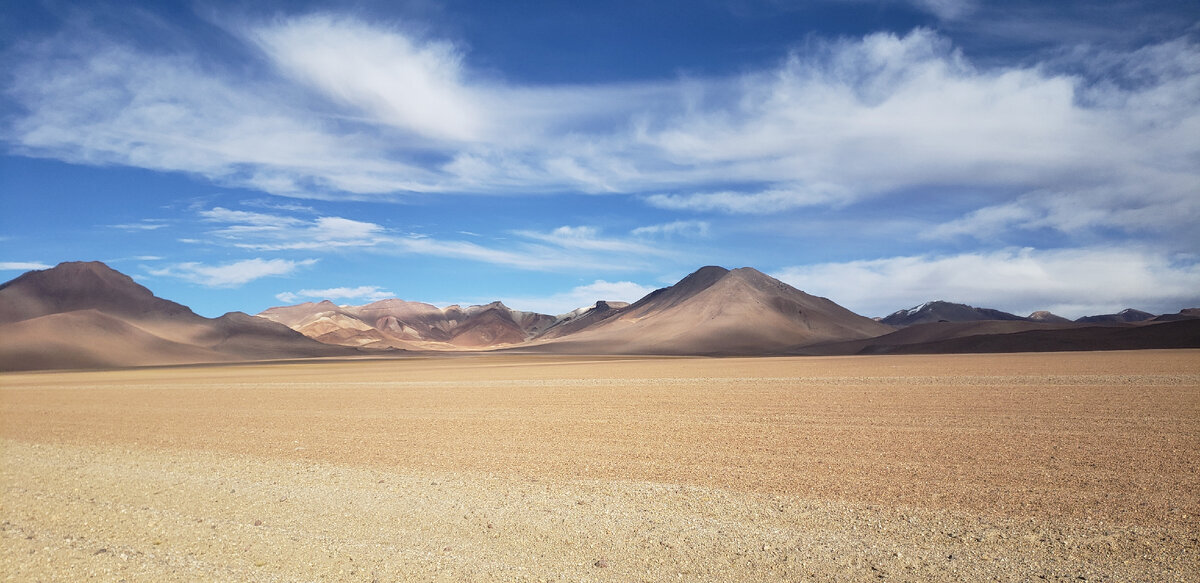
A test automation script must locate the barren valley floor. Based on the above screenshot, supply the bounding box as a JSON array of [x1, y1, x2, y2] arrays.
[[2, 351, 1198, 581]]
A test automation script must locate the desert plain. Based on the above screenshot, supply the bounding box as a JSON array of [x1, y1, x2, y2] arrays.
[[2, 350, 1197, 582]]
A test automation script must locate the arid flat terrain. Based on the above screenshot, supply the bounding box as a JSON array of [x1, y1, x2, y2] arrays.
[[2, 351, 1198, 581]]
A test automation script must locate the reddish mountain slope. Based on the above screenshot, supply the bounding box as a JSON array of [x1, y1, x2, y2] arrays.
[[258, 298, 558, 349]]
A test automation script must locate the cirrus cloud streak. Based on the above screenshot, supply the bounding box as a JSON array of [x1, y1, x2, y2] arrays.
[[149, 258, 319, 288]]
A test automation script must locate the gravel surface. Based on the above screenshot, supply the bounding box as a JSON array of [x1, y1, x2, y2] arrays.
[[2, 351, 1198, 581]]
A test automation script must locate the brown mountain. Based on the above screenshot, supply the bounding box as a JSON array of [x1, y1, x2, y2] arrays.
[[1153, 308, 1200, 322], [0, 262, 355, 371], [523, 266, 894, 355], [0, 261, 194, 325], [258, 298, 559, 349], [1028, 310, 1071, 323]]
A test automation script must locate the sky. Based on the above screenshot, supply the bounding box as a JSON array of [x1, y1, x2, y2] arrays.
[[1, 0, 1198, 319]]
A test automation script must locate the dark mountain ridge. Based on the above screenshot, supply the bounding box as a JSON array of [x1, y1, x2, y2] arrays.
[[1076, 308, 1156, 324], [881, 300, 1026, 327]]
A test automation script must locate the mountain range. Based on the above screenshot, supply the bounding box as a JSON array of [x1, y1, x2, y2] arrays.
[[879, 300, 1172, 326], [0, 262, 355, 370], [1, 261, 1197, 370]]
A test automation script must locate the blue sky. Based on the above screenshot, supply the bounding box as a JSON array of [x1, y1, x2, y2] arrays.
[[2, 0, 1198, 318]]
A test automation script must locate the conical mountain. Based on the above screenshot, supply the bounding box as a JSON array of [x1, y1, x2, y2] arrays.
[[533, 266, 892, 354], [0, 261, 196, 324]]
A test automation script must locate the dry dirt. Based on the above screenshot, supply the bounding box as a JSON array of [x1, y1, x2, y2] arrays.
[[2, 350, 1198, 581]]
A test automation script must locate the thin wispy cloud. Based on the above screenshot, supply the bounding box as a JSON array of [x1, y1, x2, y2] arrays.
[[275, 285, 395, 304], [109, 220, 171, 231], [512, 226, 673, 256], [644, 185, 851, 214], [0, 262, 53, 271], [192, 206, 681, 272], [630, 220, 710, 238], [906, 0, 978, 20], [150, 258, 319, 287]]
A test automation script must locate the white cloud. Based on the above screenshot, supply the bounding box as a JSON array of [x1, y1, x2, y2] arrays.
[[109, 220, 171, 231], [389, 234, 633, 272], [830, 1, 977, 21], [198, 207, 387, 251], [907, 0, 977, 20], [201, 207, 305, 228], [512, 226, 672, 256], [6, 18, 1198, 247], [927, 181, 1200, 240], [193, 206, 673, 272], [644, 185, 850, 214], [631, 220, 710, 237], [774, 248, 1200, 319], [502, 280, 658, 315], [275, 285, 394, 304], [6, 34, 442, 198], [311, 217, 385, 242], [0, 261, 52, 271], [249, 14, 483, 142], [637, 29, 1199, 235], [150, 258, 318, 287]]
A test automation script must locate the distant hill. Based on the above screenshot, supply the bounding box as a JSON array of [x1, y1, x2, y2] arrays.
[[879, 301, 1182, 329], [802, 316, 1200, 356], [1153, 308, 1200, 322], [881, 300, 1026, 326], [1076, 308, 1156, 323], [0, 262, 355, 371], [848, 319, 1200, 355]]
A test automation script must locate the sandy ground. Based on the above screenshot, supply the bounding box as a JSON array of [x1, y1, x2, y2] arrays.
[[2, 351, 1198, 581]]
